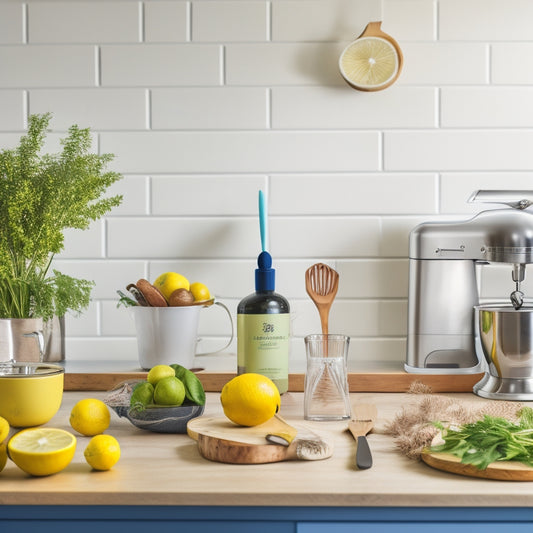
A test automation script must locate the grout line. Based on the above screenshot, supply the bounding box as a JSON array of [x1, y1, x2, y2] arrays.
[[22, 2, 28, 43], [22, 90, 29, 127], [267, 1, 272, 41], [145, 89, 151, 130], [187, 1, 192, 42], [138, 1, 144, 43], [95, 46, 101, 87]]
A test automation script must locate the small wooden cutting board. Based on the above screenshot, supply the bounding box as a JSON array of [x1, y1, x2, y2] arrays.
[[421, 450, 533, 481], [187, 416, 332, 464]]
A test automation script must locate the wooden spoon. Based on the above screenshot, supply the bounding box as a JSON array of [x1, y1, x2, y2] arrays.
[[305, 263, 339, 335]]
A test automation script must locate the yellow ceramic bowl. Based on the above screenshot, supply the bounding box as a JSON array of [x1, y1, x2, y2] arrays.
[[0, 363, 64, 427]]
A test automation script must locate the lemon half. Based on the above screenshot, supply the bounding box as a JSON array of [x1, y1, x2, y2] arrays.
[[340, 36, 400, 91], [8, 428, 76, 477]]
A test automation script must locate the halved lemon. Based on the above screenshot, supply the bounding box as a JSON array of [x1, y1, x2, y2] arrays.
[[339, 36, 400, 91], [8, 428, 76, 477]]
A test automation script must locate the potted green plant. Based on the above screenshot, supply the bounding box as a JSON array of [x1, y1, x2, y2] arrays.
[[0, 113, 122, 362]]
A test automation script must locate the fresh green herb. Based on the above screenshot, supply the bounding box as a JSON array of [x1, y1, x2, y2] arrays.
[[431, 407, 533, 470], [0, 113, 122, 321]]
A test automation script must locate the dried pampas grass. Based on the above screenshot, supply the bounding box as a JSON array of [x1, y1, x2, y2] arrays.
[[384, 381, 523, 460]]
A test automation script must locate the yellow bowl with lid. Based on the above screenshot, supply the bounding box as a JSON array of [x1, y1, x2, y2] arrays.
[[0, 363, 64, 427]]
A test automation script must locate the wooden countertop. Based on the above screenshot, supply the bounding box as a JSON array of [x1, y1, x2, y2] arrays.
[[2, 390, 533, 508]]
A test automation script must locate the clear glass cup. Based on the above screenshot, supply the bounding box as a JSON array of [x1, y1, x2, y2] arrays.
[[304, 334, 351, 421]]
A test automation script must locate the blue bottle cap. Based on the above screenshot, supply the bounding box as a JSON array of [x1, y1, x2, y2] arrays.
[[255, 251, 275, 292]]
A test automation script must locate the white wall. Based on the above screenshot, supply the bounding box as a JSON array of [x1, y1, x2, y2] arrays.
[[1, 0, 533, 369]]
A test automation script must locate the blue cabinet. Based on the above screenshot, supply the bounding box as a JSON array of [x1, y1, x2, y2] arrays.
[[2, 506, 533, 532]]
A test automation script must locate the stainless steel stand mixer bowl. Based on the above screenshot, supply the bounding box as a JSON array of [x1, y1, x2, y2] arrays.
[[405, 190, 533, 400]]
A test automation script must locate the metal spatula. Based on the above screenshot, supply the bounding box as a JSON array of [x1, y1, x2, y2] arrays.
[[348, 403, 377, 470]]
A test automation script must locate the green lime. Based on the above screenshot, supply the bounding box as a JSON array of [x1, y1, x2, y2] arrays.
[[153, 376, 185, 406], [130, 381, 154, 408]]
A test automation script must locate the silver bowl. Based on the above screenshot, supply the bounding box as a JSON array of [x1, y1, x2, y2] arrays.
[[474, 305, 533, 400]]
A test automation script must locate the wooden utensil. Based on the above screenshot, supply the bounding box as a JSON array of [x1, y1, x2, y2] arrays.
[[348, 403, 377, 470], [187, 416, 332, 464], [305, 263, 339, 336], [421, 450, 533, 481]]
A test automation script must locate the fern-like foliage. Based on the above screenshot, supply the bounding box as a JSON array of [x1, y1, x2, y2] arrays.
[[0, 113, 122, 320]]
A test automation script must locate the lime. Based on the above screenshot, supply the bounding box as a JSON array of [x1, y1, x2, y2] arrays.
[[190, 282, 211, 302], [84, 434, 121, 471], [220, 373, 280, 427], [147, 364, 176, 386], [153, 272, 190, 301], [130, 381, 154, 408], [70, 398, 111, 437], [153, 376, 186, 406], [8, 427, 76, 477]]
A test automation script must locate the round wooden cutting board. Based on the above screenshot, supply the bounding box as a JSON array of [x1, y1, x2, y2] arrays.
[[421, 450, 533, 481]]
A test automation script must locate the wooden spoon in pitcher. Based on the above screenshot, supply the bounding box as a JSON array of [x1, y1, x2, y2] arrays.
[[305, 263, 339, 335]]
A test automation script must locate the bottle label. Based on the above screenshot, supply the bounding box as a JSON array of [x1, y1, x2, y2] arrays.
[[237, 313, 290, 381]]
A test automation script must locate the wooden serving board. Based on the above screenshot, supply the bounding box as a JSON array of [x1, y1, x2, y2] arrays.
[[421, 450, 533, 481], [187, 416, 331, 464]]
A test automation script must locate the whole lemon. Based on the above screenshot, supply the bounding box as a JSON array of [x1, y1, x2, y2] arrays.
[[0, 442, 7, 473], [153, 272, 190, 301], [0, 416, 9, 444], [220, 373, 280, 427], [84, 434, 121, 471], [190, 282, 211, 302], [147, 364, 175, 386], [70, 398, 111, 437]]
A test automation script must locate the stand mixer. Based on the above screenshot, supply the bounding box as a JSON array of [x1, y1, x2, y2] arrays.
[[405, 190, 533, 400]]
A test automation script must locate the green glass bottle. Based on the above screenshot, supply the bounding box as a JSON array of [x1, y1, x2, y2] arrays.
[[237, 251, 290, 393]]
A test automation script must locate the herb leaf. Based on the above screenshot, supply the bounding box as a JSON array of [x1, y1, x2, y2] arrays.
[[431, 407, 533, 469]]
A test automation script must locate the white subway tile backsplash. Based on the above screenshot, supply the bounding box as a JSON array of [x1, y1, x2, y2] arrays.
[[0, 4, 23, 44], [30, 89, 147, 130], [440, 0, 533, 41], [399, 43, 488, 85], [192, 1, 267, 42], [271, 0, 379, 42], [226, 43, 346, 86], [270, 174, 437, 215], [0, 45, 96, 88], [151, 175, 267, 215], [272, 87, 436, 129], [151, 88, 268, 129], [385, 131, 533, 171], [337, 260, 409, 298], [144, 1, 188, 43], [108, 218, 259, 259], [28, 2, 140, 43], [0, 90, 24, 129], [441, 87, 533, 128], [107, 176, 150, 216], [0, 0, 530, 365], [383, 0, 436, 41], [100, 131, 380, 173], [58, 222, 104, 259], [492, 43, 533, 85], [270, 217, 382, 258], [100, 44, 221, 86]]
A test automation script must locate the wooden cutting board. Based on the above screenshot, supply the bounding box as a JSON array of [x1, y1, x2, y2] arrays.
[[187, 416, 332, 464], [421, 450, 533, 481]]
